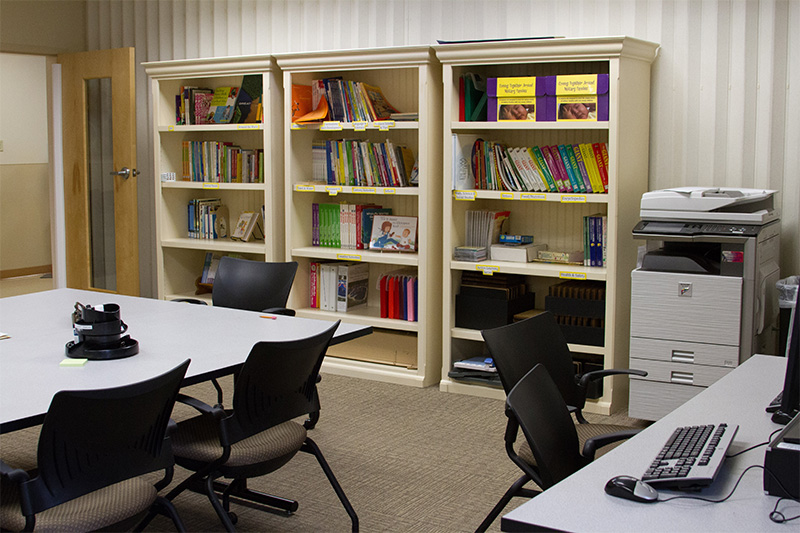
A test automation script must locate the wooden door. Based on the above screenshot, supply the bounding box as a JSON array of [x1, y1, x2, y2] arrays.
[[58, 48, 139, 295]]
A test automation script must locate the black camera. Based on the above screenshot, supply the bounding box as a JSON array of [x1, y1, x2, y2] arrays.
[[66, 302, 139, 360]]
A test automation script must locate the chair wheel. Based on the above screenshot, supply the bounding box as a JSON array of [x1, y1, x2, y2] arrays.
[[228, 511, 238, 525]]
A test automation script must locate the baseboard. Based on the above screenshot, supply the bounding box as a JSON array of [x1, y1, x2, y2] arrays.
[[0, 265, 52, 279]]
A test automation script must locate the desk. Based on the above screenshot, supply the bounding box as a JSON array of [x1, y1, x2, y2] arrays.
[[0, 289, 371, 433], [502, 355, 797, 532]]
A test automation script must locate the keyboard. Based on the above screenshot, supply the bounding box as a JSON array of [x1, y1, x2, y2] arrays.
[[642, 423, 738, 490]]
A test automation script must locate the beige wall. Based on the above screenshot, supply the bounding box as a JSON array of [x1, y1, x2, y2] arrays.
[[0, 164, 51, 275], [0, 0, 86, 278], [0, 0, 87, 55]]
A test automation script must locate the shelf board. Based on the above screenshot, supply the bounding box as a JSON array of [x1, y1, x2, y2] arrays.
[[161, 237, 267, 253], [450, 260, 607, 280], [292, 246, 419, 266], [290, 120, 419, 131], [451, 121, 610, 132], [450, 327, 607, 356], [161, 181, 265, 191], [296, 307, 419, 332], [158, 123, 264, 133], [451, 189, 609, 203], [293, 183, 420, 196]]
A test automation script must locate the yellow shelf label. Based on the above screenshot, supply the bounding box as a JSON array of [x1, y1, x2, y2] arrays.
[[476, 264, 499, 275], [353, 187, 376, 194], [384, 188, 396, 195], [336, 253, 362, 261], [454, 190, 476, 201], [167, 125, 175, 131], [321, 121, 343, 131], [520, 192, 546, 201], [559, 271, 587, 280], [353, 121, 368, 131], [295, 184, 315, 192], [237, 124, 259, 130], [290, 123, 306, 130], [375, 120, 395, 131], [561, 195, 587, 203], [500, 192, 514, 200], [202, 183, 220, 189], [326, 186, 342, 196]]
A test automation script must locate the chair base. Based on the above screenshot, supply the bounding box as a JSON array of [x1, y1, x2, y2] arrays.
[[476, 474, 539, 533]]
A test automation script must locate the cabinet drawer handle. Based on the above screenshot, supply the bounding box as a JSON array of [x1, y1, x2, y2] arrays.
[[671, 350, 695, 364], [671, 371, 694, 385]]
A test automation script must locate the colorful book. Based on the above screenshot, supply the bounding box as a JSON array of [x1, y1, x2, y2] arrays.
[[207, 86, 239, 124]]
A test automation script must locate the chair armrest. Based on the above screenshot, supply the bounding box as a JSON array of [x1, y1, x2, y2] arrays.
[[171, 298, 208, 306], [581, 429, 641, 460], [176, 393, 225, 420], [0, 459, 30, 484], [262, 307, 296, 317], [577, 368, 648, 389]]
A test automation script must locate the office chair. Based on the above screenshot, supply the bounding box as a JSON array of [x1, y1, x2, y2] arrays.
[[477, 363, 632, 532], [0, 360, 190, 532], [175, 257, 298, 316], [482, 311, 646, 443], [164, 321, 358, 532], [173, 258, 323, 427]]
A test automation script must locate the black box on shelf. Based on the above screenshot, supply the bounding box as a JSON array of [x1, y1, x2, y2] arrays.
[[455, 291, 536, 330], [544, 296, 605, 319], [558, 324, 605, 347]]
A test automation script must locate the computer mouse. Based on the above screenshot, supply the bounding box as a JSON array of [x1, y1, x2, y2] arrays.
[[604, 475, 659, 503]]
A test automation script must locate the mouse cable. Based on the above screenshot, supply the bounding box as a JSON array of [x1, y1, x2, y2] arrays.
[[726, 428, 783, 458], [657, 464, 762, 504], [657, 464, 800, 523]]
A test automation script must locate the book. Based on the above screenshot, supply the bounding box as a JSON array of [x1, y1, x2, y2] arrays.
[[369, 215, 417, 252], [462, 73, 487, 122], [536, 249, 585, 264], [309, 261, 319, 308], [336, 262, 370, 312], [361, 83, 398, 120], [290, 84, 313, 123], [235, 74, 262, 123], [231, 211, 263, 242], [490, 242, 548, 262], [192, 89, 213, 125], [207, 86, 239, 124]]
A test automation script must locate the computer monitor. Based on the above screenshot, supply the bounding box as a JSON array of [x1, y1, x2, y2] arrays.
[[772, 288, 799, 425]]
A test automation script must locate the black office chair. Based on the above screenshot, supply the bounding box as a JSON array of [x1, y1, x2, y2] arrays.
[[477, 363, 632, 532], [173, 258, 322, 427], [0, 360, 190, 532], [175, 256, 298, 316], [164, 321, 358, 532], [482, 310, 646, 434]]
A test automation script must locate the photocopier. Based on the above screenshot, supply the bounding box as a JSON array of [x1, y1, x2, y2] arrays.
[[627, 187, 781, 420]]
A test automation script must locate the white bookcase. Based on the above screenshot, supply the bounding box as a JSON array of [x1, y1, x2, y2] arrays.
[[275, 46, 443, 387], [435, 37, 659, 414], [144, 56, 284, 301]]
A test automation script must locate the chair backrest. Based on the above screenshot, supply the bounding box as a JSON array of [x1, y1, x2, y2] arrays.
[[224, 321, 340, 444], [23, 359, 190, 515], [212, 257, 298, 312], [506, 364, 589, 489], [482, 312, 584, 410]]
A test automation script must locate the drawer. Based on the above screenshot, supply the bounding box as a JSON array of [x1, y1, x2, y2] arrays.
[[629, 337, 739, 368], [630, 357, 734, 387], [631, 270, 742, 345], [629, 379, 705, 421]]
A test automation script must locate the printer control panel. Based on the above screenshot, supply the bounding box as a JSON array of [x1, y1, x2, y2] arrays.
[[633, 220, 762, 237]]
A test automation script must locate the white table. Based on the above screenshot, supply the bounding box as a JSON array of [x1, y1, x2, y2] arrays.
[[502, 354, 797, 532], [0, 289, 371, 433]]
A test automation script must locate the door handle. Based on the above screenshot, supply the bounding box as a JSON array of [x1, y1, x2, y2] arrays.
[[109, 167, 140, 179]]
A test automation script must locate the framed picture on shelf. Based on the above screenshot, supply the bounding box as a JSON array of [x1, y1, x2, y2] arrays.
[[369, 215, 418, 252]]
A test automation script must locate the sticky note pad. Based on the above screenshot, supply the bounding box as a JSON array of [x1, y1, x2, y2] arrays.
[[60, 358, 88, 367]]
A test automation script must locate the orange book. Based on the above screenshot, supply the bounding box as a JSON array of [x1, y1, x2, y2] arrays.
[[290, 84, 313, 123]]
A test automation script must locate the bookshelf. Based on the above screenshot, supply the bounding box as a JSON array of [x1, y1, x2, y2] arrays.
[[144, 56, 284, 301], [435, 37, 659, 414], [275, 46, 442, 387]]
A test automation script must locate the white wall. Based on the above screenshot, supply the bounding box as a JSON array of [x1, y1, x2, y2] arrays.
[[83, 0, 799, 295]]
